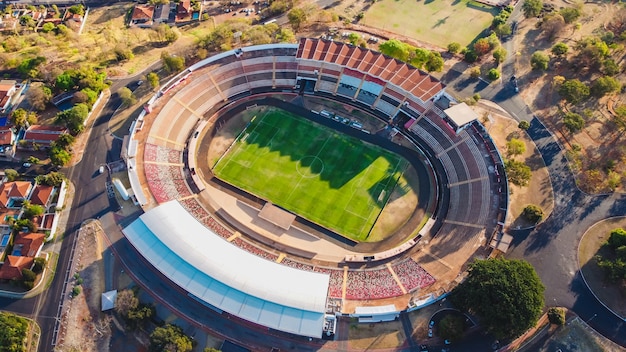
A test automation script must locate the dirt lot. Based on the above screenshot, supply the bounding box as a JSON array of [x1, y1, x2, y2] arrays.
[[56, 221, 111, 352]]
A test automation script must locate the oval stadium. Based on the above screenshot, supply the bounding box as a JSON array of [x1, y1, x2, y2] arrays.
[[121, 38, 508, 340]]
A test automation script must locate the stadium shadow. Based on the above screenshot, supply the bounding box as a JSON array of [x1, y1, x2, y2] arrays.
[[227, 98, 426, 203]]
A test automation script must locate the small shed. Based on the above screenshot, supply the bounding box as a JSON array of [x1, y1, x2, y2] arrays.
[[443, 102, 479, 134], [101, 290, 118, 311]]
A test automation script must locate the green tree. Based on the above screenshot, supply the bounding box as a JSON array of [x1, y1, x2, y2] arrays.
[[602, 59, 620, 76], [518, 120, 530, 130], [49, 147, 72, 167], [493, 47, 507, 64], [563, 112, 585, 132], [547, 307, 566, 325], [4, 169, 18, 182], [115, 289, 139, 318], [522, 204, 544, 223], [149, 324, 193, 352], [56, 103, 89, 134], [10, 108, 37, 129], [126, 303, 155, 330], [530, 51, 550, 70], [287, 8, 307, 32], [558, 79, 590, 104], [607, 228, 626, 249], [425, 52, 444, 72], [591, 76, 621, 97], [114, 46, 134, 62], [559, 7, 581, 24], [506, 138, 526, 157], [68, 4, 84, 15], [505, 159, 532, 186], [21, 268, 36, 282], [55, 72, 76, 91], [450, 258, 545, 340], [118, 87, 136, 106], [438, 315, 465, 343], [447, 42, 461, 54], [23, 202, 44, 219], [41, 22, 55, 33], [378, 39, 410, 62], [551, 42, 569, 57], [147, 72, 160, 89], [523, 0, 543, 18], [154, 23, 178, 44], [487, 68, 500, 80], [33, 257, 46, 273], [0, 312, 29, 352], [464, 50, 478, 63], [161, 52, 185, 73], [469, 66, 481, 79], [35, 172, 65, 187], [494, 23, 512, 37]]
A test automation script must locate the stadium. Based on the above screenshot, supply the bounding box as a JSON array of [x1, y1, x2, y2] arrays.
[[122, 39, 508, 340]]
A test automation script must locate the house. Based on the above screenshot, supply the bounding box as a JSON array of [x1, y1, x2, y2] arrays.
[[19, 125, 68, 150], [29, 184, 54, 209], [12, 232, 45, 257], [0, 181, 33, 209], [35, 213, 55, 232], [176, 0, 191, 22], [0, 210, 20, 231], [0, 15, 18, 32], [0, 80, 18, 114], [130, 5, 155, 27], [153, 3, 171, 24], [0, 127, 16, 160], [0, 255, 34, 280]]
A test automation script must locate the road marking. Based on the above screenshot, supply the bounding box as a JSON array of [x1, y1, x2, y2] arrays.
[[443, 220, 486, 229], [448, 176, 489, 187]]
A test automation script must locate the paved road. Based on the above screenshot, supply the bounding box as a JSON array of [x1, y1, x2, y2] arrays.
[[439, 14, 626, 347], [0, 71, 141, 351]]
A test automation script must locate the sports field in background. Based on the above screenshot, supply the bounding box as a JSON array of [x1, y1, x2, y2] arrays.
[[362, 0, 498, 47], [212, 108, 409, 242]]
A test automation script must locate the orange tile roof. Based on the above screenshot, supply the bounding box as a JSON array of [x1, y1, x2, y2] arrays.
[[0, 255, 34, 280], [13, 232, 45, 257], [132, 5, 154, 21], [0, 182, 32, 208], [0, 128, 13, 145], [296, 38, 445, 102], [29, 185, 53, 206]]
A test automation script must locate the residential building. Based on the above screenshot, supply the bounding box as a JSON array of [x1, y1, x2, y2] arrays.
[[0, 255, 34, 280], [0, 181, 33, 209], [29, 184, 54, 209], [153, 3, 171, 24], [0, 127, 16, 160], [12, 232, 45, 257], [19, 125, 68, 151], [130, 5, 154, 27], [0, 80, 17, 114]]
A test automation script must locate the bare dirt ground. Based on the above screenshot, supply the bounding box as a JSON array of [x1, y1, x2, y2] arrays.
[[474, 101, 555, 228], [514, 1, 626, 194], [56, 222, 110, 352], [578, 217, 626, 318], [346, 318, 406, 350]]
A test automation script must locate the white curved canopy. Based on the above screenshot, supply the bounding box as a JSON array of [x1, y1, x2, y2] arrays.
[[123, 201, 330, 337]]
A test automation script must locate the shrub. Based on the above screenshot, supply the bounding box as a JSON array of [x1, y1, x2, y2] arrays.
[[531, 51, 549, 70], [71, 286, 81, 297], [547, 307, 565, 325], [33, 257, 46, 273], [522, 204, 543, 223], [518, 120, 530, 130], [22, 281, 34, 290], [487, 68, 500, 81], [21, 268, 36, 282], [447, 42, 461, 54]]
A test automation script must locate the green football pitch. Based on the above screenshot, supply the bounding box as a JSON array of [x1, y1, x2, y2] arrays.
[[212, 108, 409, 242]]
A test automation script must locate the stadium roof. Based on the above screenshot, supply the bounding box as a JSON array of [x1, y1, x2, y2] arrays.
[[122, 201, 330, 337], [296, 38, 445, 102], [443, 102, 479, 129]]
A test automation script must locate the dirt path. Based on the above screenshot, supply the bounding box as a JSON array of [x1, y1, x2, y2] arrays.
[[57, 221, 110, 352]]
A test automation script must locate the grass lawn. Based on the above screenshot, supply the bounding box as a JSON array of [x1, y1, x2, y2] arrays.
[[212, 108, 408, 242], [362, 0, 498, 47]]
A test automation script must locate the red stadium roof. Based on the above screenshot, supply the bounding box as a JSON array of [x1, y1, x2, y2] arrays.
[[297, 38, 445, 102]]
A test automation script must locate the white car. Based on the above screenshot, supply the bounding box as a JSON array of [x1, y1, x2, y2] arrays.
[[99, 166, 105, 174], [22, 163, 31, 168]]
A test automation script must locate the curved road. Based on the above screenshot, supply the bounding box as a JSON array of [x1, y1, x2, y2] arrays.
[[439, 9, 626, 345]]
